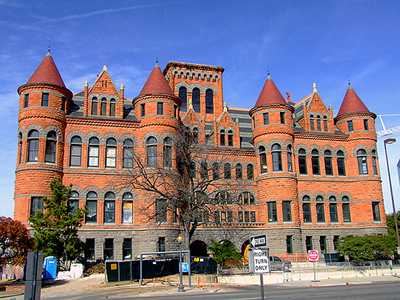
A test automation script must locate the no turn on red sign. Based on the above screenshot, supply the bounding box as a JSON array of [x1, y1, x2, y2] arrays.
[[307, 250, 320, 262]]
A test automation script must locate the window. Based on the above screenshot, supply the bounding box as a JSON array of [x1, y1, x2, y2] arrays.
[[41, 92, 49, 107], [156, 198, 167, 223], [205, 89, 213, 113], [220, 129, 225, 146], [70, 136, 82, 166], [215, 191, 231, 204], [247, 164, 254, 180], [162, 137, 172, 168], [189, 161, 196, 178], [302, 196, 311, 223], [311, 149, 320, 175], [85, 192, 97, 223], [337, 150, 346, 176], [179, 86, 187, 112], [280, 112, 285, 124], [205, 134, 211, 145], [267, 201, 277, 222], [200, 161, 208, 179], [192, 88, 200, 112], [347, 120, 353, 132], [363, 119, 369, 130], [105, 138, 117, 168], [212, 162, 220, 180], [286, 236, 293, 254], [239, 192, 255, 205], [104, 238, 114, 260], [329, 196, 338, 223], [259, 146, 267, 173], [157, 102, 164, 115], [100, 97, 107, 115], [30, 197, 43, 216], [298, 148, 307, 174], [238, 211, 256, 223], [287, 145, 293, 172], [319, 236, 327, 254], [61, 97, 66, 112], [91, 97, 98, 115], [282, 201, 292, 222], [271, 144, 282, 171], [316, 115, 321, 131], [104, 192, 115, 223], [146, 136, 157, 167], [123, 238, 132, 260], [224, 163, 231, 179], [324, 150, 333, 175], [357, 149, 368, 175], [88, 137, 99, 167], [18, 133, 22, 163], [122, 192, 133, 224], [24, 94, 29, 108], [109, 99, 116, 116], [263, 113, 269, 125], [27, 130, 39, 162], [372, 150, 378, 175], [310, 114, 315, 130], [316, 201, 325, 223], [140, 103, 145, 117], [192, 128, 199, 144], [227, 130, 233, 146], [85, 239, 95, 260], [333, 236, 340, 251], [157, 237, 166, 252], [323, 116, 328, 131], [342, 196, 351, 223], [306, 236, 313, 251], [235, 163, 242, 179], [44, 131, 57, 163], [174, 105, 177, 118], [372, 201, 381, 222], [68, 191, 79, 215], [123, 139, 134, 168]]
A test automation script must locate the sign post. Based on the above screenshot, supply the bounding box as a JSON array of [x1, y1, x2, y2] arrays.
[[250, 235, 269, 300], [307, 250, 320, 282]]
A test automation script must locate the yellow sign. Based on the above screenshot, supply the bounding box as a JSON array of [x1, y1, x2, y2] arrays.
[[110, 263, 117, 270]]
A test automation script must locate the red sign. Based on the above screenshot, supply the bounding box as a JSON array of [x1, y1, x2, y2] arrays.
[[307, 250, 319, 262]]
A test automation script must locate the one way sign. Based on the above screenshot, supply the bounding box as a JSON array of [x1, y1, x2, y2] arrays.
[[250, 235, 267, 248]]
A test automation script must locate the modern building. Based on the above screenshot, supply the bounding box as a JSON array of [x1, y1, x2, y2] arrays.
[[14, 52, 386, 261]]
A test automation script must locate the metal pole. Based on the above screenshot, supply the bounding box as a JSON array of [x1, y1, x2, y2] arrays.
[[178, 251, 184, 292], [384, 142, 400, 253], [139, 254, 143, 285], [313, 261, 316, 281], [259, 273, 264, 300], [188, 249, 192, 288]]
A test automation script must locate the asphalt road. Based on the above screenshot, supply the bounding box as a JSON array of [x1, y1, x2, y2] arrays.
[[43, 281, 400, 300]]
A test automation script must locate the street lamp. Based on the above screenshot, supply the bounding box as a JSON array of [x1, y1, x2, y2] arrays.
[[384, 137, 400, 255]]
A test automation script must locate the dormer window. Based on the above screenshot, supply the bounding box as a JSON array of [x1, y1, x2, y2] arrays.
[[347, 120, 353, 132], [316, 115, 321, 131], [323, 116, 328, 131], [363, 119, 369, 130], [140, 103, 145, 117], [24, 94, 29, 108], [310, 114, 315, 130], [280, 112, 285, 124]]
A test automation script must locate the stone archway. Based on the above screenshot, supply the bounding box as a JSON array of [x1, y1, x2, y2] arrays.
[[190, 240, 208, 257], [241, 240, 251, 265]]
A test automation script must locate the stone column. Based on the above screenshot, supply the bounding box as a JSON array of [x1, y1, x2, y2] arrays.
[[95, 238, 104, 260]]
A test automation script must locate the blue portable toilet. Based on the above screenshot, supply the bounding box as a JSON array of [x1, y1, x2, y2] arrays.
[[42, 256, 58, 282]]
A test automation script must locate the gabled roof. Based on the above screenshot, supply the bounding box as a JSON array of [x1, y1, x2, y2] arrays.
[[89, 65, 119, 96], [139, 63, 174, 97], [337, 86, 370, 118], [255, 76, 286, 107], [27, 52, 66, 88]]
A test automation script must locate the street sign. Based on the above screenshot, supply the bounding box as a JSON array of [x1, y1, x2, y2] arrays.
[[307, 250, 320, 262], [253, 249, 270, 273], [250, 234, 267, 248]]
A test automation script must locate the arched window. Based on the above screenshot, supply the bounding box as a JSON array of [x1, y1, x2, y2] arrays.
[[247, 164, 254, 180], [104, 192, 115, 223], [259, 146, 267, 173], [324, 150, 333, 175], [123, 139, 134, 168], [372, 150, 378, 175], [224, 163, 231, 179], [205, 89, 213, 113], [200, 161, 208, 179], [68, 191, 79, 215], [122, 192, 133, 223], [88, 137, 99, 167], [18, 132, 23, 163], [311, 149, 320, 175], [105, 138, 117, 168], [337, 150, 346, 176], [100, 97, 107, 115], [85, 191, 98, 223], [192, 128, 199, 144], [215, 191, 231, 204], [357, 149, 368, 175], [179, 86, 187, 112], [27, 129, 39, 162], [212, 162, 220, 180], [323, 116, 328, 131], [287, 145, 293, 172], [91, 97, 98, 115], [239, 192, 255, 205], [146, 137, 157, 167], [220, 129, 225, 146], [271, 143, 282, 171], [109, 98, 116, 116], [45, 131, 57, 163], [316, 195, 325, 223], [302, 195, 311, 223], [227, 130, 233, 146], [70, 136, 82, 166], [310, 114, 315, 130], [342, 196, 351, 222], [316, 115, 321, 131], [163, 137, 172, 168], [235, 163, 242, 179], [192, 87, 200, 112], [329, 195, 338, 223], [298, 148, 307, 174]]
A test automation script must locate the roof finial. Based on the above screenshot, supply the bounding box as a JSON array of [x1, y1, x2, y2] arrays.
[[47, 45, 51, 56], [84, 80, 88, 87], [102, 65, 108, 72], [120, 82, 124, 90], [347, 80, 352, 89], [267, 72, 271, 80], [223, 102, 228, 112], [155, 58, 159, 67], [312, 82, 318, 93]]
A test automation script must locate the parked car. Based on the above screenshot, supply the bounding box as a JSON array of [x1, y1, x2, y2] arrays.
[[269, 256, 291, 272]]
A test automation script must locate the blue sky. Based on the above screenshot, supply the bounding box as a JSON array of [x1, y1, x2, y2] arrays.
[[1, 0, 400, 217]]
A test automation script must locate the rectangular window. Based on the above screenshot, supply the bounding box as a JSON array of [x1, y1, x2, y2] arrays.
[[85, 200, 97, 223], [319, 236, 327, 254], [104, 238, 114, 260], [214, 211, 221, 224], [337, 157, 346, 176], [347, 120, 353, 132], [363, 119, 369, 130], [282, 201, 292, 222], [61, 97, 66, 111], [312, 156, 320, 175], [91, 100, 98, 115], [85, 239, 95, 260], [41, 92, 49, 107], [372, 201, 381, 222], [122, 201, 133, 224], [30, 197, 43, 216], [104, 200, 115, 223], [70, 145, 82, 166], [299, 156, 307, 175], [324, 157, 333, 175], [316, 203, 325, 223], [267, 201, 277, 222], [88, 146, 99, 167], [244, 211, 250, 223], [333, 236, 340, 251], [303, 203, 312, 223], [250, 211, 256, 223], [238, 211, 244, 223], [174, 105, 177, 118], [306, 236, 313, 251], [24, 94, 29, 108], [280, 112, 285, 124], [227, 210, 233, 223], [106, 147, 116, 168], [286, 235, 293, 254], [157, 102, 164, 115], [140, 103, 145, 117], [157, 237, 165, 252], [329, 203, 338, 223], [123, 238, 132, 260], [263, 113, 269, 125], [156, 198, 167, 223], [342, 203, 351, 223]]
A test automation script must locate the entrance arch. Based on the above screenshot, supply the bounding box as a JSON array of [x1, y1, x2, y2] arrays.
[[190, 240, 208, 257], [241, 240, 251, 265]]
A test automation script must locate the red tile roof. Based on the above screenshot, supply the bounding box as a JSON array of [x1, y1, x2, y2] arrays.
[[337, 87, 369, 117], [139, 64, 174, 97], [27, 53, 66, 88], [255, 77, 286, 107]]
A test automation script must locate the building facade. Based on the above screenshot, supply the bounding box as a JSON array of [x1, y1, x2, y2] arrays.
[[14, 53, 386, 261]]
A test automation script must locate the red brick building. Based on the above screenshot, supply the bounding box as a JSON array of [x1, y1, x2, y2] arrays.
[[14, 52, 386, 261]]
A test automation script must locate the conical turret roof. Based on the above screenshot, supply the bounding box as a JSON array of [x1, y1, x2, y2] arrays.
[[255, 75, 286, 107], [27, 52, 66, 88], [337, 85, 369, 118], [139, 63, 174, 97]]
